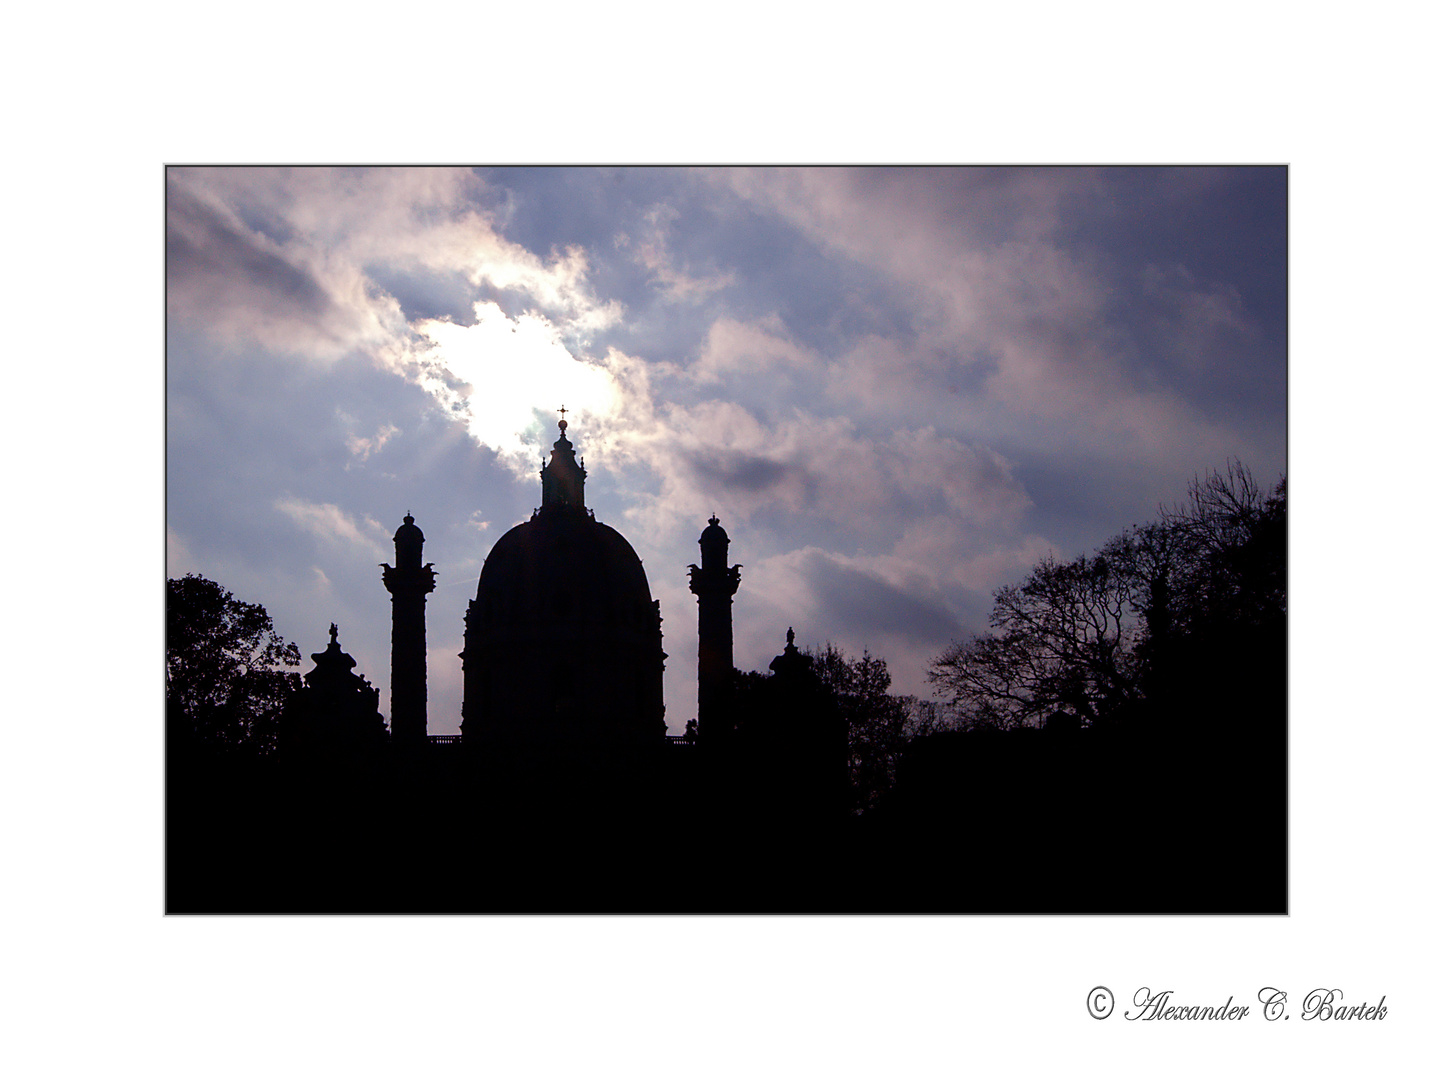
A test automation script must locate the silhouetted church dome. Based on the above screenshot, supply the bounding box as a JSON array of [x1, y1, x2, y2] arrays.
[[461, 415, 665, 747], [476, 514, 655, 630]]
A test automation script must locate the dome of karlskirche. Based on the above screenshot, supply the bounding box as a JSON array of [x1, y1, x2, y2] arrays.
[[460, 418, 665, 747]]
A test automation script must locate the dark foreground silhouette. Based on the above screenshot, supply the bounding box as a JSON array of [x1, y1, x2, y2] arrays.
[[167, 460, 1285, 914], [168, 677, 1284, 915]]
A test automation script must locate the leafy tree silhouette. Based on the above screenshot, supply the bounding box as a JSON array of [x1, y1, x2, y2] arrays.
[[724, 642, 947, 815], [804, 644, 923, 813], [167, 574, 301, 757]]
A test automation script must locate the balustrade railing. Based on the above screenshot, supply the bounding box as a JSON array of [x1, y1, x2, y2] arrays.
[[424, 733, 698, 748]]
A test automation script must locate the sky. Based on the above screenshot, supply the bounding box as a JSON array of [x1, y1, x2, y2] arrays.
[[166, 166, 1286, 735]]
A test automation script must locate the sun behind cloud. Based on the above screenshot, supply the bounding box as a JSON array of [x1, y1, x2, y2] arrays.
[[411, 301, 630, 477]]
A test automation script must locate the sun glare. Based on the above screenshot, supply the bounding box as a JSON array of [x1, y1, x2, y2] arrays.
[[414, 301, 623, 477]]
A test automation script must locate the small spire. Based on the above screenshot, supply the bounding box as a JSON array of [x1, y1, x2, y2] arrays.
[[540, 403, 587, 511]]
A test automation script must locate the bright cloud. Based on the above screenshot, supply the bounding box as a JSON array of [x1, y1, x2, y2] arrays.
[[410, 302, 631, 476], [274, 497, 390, 558], [167, 177, 407, 361], [167, 167, 622, 366]]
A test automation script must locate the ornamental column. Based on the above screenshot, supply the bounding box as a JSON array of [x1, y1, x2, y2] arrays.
[[382, 513, 436, 746], [688, 515, 741, 746]]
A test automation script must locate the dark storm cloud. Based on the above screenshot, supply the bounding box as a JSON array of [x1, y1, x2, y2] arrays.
[[688, 449, 811, 496], [802, 552, 964, 647]]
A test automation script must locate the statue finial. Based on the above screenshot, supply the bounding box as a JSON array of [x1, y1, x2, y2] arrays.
[[329, 622, 339, 645], [786, 626, 795, 646]]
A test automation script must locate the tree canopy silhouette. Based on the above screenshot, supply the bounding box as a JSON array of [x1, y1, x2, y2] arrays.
[[803, 644, 939, 813], [928, 462, 1286, 731], [166, 574, 301, 756]]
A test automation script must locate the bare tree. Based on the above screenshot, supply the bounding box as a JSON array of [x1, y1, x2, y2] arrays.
[[1161, 462, 1286, 631], [929, 550, 1141, 730], [928, 462, 1285, 731]]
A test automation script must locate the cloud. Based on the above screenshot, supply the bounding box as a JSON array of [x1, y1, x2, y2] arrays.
[[691, 315, 819, 384], [609, 399, 1035, 548], [408, 302, 629, 477], [708, 167, 1270, 484], [166, 526, 199, 579], [691, 449, 800, 495], [165, 167, 637, 489], [167, 179, 400, 361], [345, 422, 400, 462], [167, 167, 623, 369], [889, 518, 1053, 594], [630, 203, 735, 301], [274, 497, 390, 559], [1139, 263, 1260, 374], [731, 545, 972, 702], [799, 549, 965, 646], [471, 240, 624, 338]]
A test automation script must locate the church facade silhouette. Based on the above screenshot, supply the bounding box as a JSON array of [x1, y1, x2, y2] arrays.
[[175, 413, 1286, 914], [204, 410, 855, 912], [292, 412, 801, 764]]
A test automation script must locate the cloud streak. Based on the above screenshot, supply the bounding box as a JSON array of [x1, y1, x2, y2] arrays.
[[274, 497, 390, 559]]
